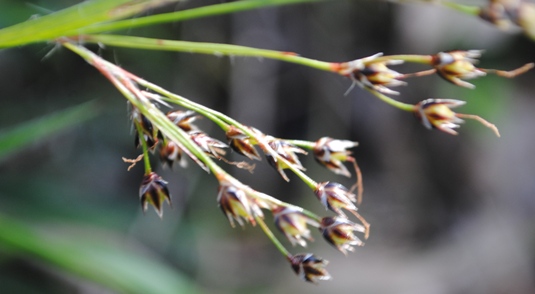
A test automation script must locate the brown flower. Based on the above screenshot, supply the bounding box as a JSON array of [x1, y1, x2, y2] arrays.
[[166, 110, 199, 132], [190, 131, 228, 159], [315, 182, 358, 217], [139, 172, 172, 218], [432, 50, 486, 89], [320, 217, 365, 255], [273, 206, 319, 247], [226, 126, 261, 160], [288, 253, 331, 283], [159, 139, 187, 168], [313, 137, 358, 178], [217, 182, 263, 227], [414, 98, 500, 136], [265, 138, 307, 182]]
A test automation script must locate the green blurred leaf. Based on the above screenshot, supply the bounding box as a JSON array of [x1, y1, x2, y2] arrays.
[[0, 0, 181, 48], [0, 214, 198, 294], [0, 100, 100, 161]]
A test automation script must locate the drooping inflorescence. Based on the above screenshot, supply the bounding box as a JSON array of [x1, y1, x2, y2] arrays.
[[59, 13, 532, 281]]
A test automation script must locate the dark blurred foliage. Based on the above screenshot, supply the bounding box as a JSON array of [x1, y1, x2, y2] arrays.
[[1, 0, 535, 293]]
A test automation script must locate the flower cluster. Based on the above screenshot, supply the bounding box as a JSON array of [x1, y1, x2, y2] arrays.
[[62, 37, 531, 285], [333, 49, 532, 136]]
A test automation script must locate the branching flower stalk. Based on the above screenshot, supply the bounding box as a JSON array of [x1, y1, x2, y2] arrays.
[[61, 40, 371, 282]]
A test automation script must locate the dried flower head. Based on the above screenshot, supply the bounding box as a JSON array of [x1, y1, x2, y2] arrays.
[[265, 138, 307, 182], [320, 216, 365, 255], [414, 98, 500, 136], [190, 131, 228, 159], [217, 182, 263, 227], [226, 126, 261, 160], [288, 253, 331, 283], [139, 172, 172, 218], [167, 110, 200, 132], [313, 137, 358, 178], [273, 206, 319, 247], [432, 50, 486, 89]]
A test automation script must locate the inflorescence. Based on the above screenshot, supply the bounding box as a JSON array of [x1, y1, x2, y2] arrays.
[[60, 31, 532, 282]]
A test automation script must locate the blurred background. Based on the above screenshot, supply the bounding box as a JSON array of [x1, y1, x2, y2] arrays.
[[1, 0, 535, 293]]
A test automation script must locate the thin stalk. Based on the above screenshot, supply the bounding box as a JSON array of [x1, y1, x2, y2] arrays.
[[76, 35, 334, 72], [372, 54, 434, 65], [133, 121, 152, 174], [440, 1, 481, 16], [366, 89, 414, 112], [72, 0, 326, 35], [285, 139, 316, 150], [255, 215, 291, 257]]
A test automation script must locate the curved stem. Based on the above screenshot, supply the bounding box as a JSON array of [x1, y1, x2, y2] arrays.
[[255, 215, 291, 257], [366, 89, 414, 112]]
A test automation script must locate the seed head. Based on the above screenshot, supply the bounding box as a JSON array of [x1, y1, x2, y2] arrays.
[[190, 131, 228, 159], [313, 137, 358, 178], [432, 50, 486, 89], [265, 138, 307, 182], [226, 126, 261, 160], [315, 182, 358, 217], [159, 140, 187, 168], [273, 206, 319, 247], [414, 98, 500, 136], [139, 172, 172, 218], [166, 110, 199, 132], [288, 253, 331, 283], [320, 216, 365, 255], [217, 182, 263, 227]]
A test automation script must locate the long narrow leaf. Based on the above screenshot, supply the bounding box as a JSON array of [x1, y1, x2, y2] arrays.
[[0, 100, 100, 161], [0, 214, 198, 294], [0, 0, 181, 48]]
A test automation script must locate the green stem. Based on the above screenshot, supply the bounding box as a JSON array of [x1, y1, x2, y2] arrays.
[[76, 34, 334, 72], [284, 139, 316, 150], [372, 54, 434, 65], [61, 41, 226, 177], [133, 120, 152, 174], [440, 1, 481, 16], [366, 89, 414, 112], [71, 0, 326, 35], [255, 215, 291, 257]]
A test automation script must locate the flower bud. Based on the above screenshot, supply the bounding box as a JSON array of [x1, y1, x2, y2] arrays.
[[414, 99, 466, 135], [159, 140, 187, 168]]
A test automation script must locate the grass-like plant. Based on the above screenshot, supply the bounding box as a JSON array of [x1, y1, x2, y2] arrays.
[[0, 0, 533, 291]]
